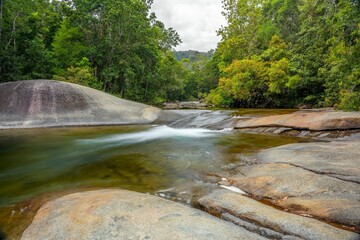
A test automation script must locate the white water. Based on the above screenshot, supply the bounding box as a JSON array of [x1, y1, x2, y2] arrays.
[[79, 125, 220, 145]]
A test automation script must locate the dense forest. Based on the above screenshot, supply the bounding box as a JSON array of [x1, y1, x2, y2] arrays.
[[0, 0, 186, 103], [207, 0, 360, 110], [0, 0, 359, 110]]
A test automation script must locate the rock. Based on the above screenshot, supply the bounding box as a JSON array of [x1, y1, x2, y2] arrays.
[[224, 141, 360, 230], [169, 110, 234, 129], [255, 141, 360, 183], [162, 102, 180, 109], [235, 110, 360, 131], [0, 80, 162, 129], [198, 189, 359, 240], [162, 102, 208, 109], [230, 163, 360, 228], [21, 189, 265, 240], [152, 110, 185, 124]]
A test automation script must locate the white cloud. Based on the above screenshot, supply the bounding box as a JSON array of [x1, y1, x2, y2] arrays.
[[151, 0, 226, 52]]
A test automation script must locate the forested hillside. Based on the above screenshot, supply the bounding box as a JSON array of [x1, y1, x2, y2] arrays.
[[173, 50, 213, 62], [0, 0, 359, 110], [0, 0, 184, 104], [206, 0, 360, 110]]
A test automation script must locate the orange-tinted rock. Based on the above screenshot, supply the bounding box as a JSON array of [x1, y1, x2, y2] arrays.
[[235, 110, 360, 131], [224, 141, 360, 230], [21, 189, 264, 240], [198, 190, 359, 240]]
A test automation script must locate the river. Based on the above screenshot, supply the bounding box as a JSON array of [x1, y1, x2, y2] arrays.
[[0, 109, 310, 238]]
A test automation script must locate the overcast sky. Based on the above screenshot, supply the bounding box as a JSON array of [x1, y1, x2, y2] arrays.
[[151, 0, 226, 52]]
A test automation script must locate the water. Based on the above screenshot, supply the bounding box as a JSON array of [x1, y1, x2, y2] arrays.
[[0, 110, 312, 238]]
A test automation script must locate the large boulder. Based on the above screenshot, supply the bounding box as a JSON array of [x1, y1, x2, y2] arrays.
[[0, 80, 162, 129], [235, 110, 360, 131], [20, 189, 264, 240]]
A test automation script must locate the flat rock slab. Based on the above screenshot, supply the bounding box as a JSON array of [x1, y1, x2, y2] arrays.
[[21, 189, 264, 240], [225, 141, 360, 230], [0, 80, 161, 129], [235, 110, 360, 131], [255, 141, 360, 183], [230, 163, 360, 229], [198, 190, 359, 240]]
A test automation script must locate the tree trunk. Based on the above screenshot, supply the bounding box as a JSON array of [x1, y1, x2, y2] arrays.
[[0, 0, 3, 42], [6, 12, 18, 50]]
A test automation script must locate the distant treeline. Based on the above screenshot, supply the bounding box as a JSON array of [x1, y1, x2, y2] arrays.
[[173, 50, 213, 62]]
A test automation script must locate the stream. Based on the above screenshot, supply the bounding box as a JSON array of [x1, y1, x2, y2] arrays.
[[0, 109, 309, 238]]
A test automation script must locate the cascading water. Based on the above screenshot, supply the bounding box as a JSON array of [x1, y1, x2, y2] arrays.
[[79, 125, 219, 146], [167, 110, 236, 129]]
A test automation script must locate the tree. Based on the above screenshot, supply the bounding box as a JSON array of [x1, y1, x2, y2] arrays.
[[203, 0, 359, 110]]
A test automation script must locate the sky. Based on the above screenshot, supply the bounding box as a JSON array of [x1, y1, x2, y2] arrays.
[[151, 0, 227, 52]]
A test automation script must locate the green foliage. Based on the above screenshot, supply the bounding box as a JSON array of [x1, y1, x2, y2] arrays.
[[0, 0, 61, 81], [52, 20, 88, 70], [337, 91, 360, 111], [205, 0, 360, 110], [0, 0, 182, 104], [0, 0, 358, 110], [206, 88, 233, 107], [158, 51, 188, 102], [173, 50, 213, 62], [54, 57, 101, 89]]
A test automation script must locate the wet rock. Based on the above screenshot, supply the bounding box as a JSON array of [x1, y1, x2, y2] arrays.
[[198, 189, 359, 240], [21, 189, 264, 240], [155, 181, 220, 207], [235, 110, 360, 131], [273, 127, 292, 134], [0, 80, 161, 129], [168, 110, 235, 129], [204, 175, 222, 184]]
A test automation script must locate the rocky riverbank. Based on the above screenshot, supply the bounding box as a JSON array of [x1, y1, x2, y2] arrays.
[[234, 109, 360, 139], [20, 186, 360, 240], [18, 137, 360, 239], [1, 81, 359, 239], [162, 101, 208, 109], [199, 140, 360, 232]]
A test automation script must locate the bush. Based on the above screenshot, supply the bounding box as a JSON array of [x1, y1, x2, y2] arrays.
[[337, 91, 360, 111]]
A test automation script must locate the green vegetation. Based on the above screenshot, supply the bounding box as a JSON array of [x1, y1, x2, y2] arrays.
[[173, 50, 213, 62], [0, 0, 358, 110], [206, 0, 360, 110], [0, 0, 181, 104]]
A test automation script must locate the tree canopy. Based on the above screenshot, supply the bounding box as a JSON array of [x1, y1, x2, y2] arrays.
[[206, 0, 360, 110], [0, 0, 358, 110], [0, 0, 182, 104]]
